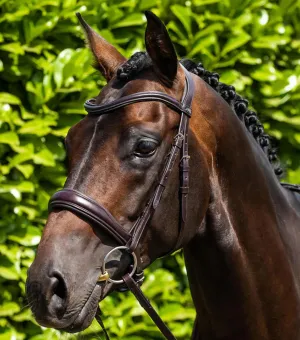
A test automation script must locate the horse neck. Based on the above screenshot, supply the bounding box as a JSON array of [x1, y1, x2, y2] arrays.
[[183, 84, 300, 339]]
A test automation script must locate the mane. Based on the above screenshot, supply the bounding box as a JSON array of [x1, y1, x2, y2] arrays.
[[117, 52, 282, 177]]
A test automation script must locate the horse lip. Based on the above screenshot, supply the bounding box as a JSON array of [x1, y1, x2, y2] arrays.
[[61, 284, 102, 333], [60, 281, 114, 333]]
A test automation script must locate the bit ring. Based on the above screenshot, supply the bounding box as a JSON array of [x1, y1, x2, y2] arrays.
[[98, 246, 137, 284]]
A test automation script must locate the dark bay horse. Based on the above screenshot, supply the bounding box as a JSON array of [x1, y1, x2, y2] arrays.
[[26, 11, 300, 340]]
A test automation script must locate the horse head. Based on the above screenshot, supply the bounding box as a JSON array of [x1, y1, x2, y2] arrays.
[[26, 11, 212, 332]]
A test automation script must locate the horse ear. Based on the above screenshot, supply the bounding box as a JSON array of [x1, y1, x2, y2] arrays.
[[144, 11, 178, 87], [76, 13, 126, 82]]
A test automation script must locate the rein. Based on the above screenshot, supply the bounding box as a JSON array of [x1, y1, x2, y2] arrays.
[[48, 65, 195, 340]]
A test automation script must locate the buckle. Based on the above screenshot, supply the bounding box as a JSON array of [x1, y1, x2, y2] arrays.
[[180, 155, 190, 163], [97, 246, 137, 285], [174, 133, 184, 142]]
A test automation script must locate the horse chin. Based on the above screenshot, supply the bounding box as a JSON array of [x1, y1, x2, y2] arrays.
[[61, 281, 114, 333], [59, 284, 101, 333], [61, 308, 96, 333]]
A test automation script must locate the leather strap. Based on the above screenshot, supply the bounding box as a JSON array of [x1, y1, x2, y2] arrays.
[[84, 91, 192, 117], [49, 189, 131, 245], [127, 66, 194, 253], [95, 307, 110, 340], [127, 112, 186, 254], [123, 273, 177, 340], [281, 183, 300, 193], [176, 66, 194, 248]]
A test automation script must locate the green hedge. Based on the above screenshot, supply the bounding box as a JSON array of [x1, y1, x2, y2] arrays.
[[0, 0, 299, 339]]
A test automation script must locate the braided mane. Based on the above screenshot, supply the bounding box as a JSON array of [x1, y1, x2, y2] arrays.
[[117, 52, 282, 177]]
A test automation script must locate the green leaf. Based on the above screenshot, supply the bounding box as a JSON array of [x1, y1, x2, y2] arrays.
[[107, 7, 124, 26], [111, 13, 146, 28], [15, 164, 34, 179], [11, 308, 33, 322], [139, 0, 157, 10], [189, 34, 217, 57], [0, 302, 20, 317], [33, 149, 55, 166], [171, 5, 192, 35], [279, 0, 298, 13], [252, 35, 291, 50], [221, 31, 251, 56], [0, 43, 24, 55], [0, 132, 19, 146], [193, 23, 224, 40], [18, 118, 57, 136], [8, 226, 41, 246], [53, 49, 74, 88], [51, 127, 70, 136], [193, 0, 221, 4], [251, 63, 279, 82], [0, 93, 21, 105], [8, 146, 34, 168], [0, 181, 34, 194], [160, 304, 195, 321], [0, 266, 19, 280], [239, 54, 262, 65]]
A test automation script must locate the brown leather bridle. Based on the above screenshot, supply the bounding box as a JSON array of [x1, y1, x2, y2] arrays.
[[48, 65, 195, 340]]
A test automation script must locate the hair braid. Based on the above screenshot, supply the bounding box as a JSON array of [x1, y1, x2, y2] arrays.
[[117, 52, 152, 81]]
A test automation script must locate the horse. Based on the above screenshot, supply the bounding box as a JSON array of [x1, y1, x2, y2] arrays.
[[26, 10, 300, 340]]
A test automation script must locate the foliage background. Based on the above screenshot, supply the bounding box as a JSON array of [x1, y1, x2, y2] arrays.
[[0, 0, 300, 338]]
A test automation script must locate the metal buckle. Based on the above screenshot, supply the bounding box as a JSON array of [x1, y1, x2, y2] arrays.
[[180, 155, 190, 163], [174, 132, 184, 142], [98, 246, 137, 285]]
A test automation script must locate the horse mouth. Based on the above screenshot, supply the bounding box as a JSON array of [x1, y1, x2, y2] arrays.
[[60, 285, 100, 333], [61, 281, 113, 333]]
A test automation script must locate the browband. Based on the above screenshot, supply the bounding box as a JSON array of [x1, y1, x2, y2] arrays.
[[85, 91, 191, 117], [84, 65, 193, 117]]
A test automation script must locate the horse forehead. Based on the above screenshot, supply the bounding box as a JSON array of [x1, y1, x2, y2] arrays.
[[91, 79, 169, 125], [96, 72, 165, 105], [68, 71, 178, 145], [95, 83, 121, 105]]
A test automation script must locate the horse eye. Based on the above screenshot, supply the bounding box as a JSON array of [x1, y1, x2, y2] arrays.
[[134, 140, 157, 157]]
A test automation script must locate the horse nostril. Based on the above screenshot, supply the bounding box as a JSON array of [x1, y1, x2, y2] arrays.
[[48, 272, 68, 319], [52, 273, 67, 300]]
